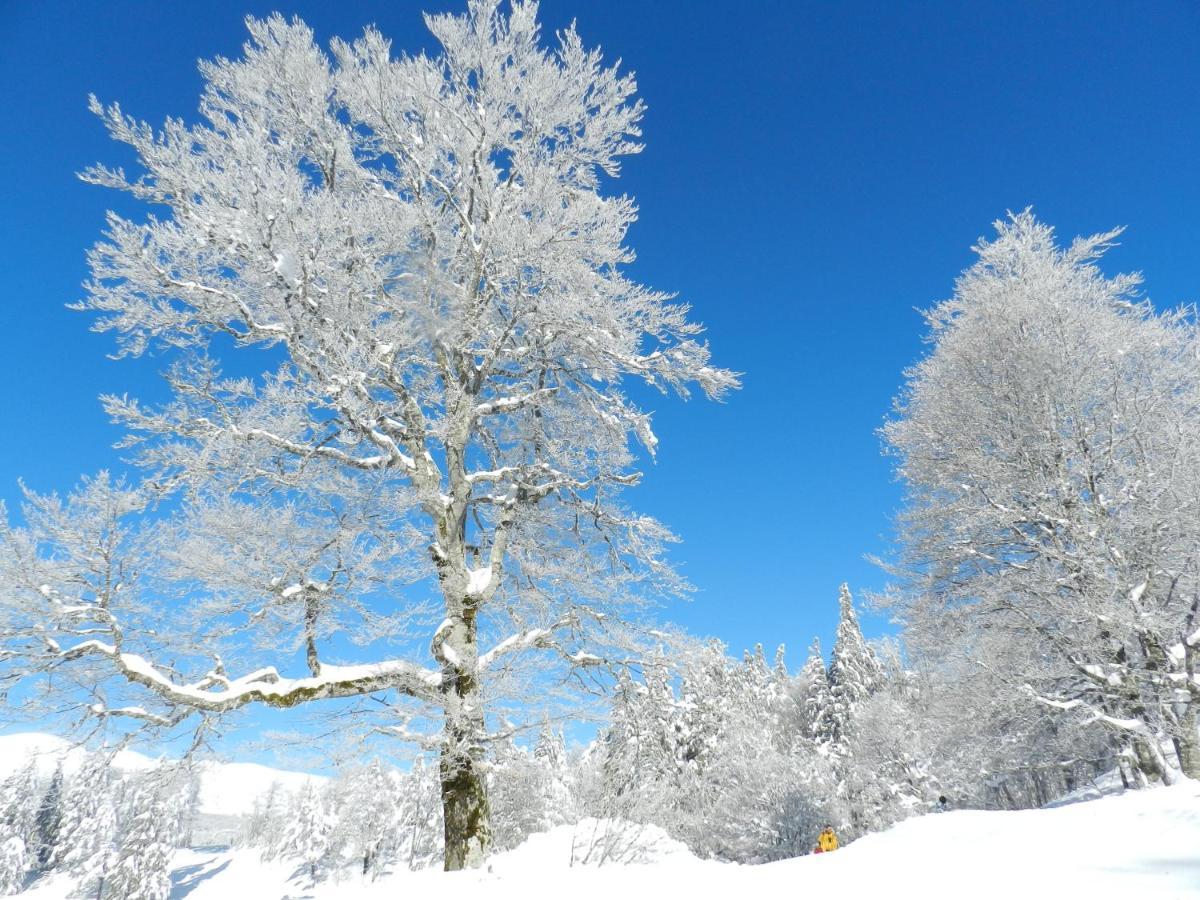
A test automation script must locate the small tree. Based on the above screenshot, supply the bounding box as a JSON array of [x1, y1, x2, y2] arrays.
[[797, 638, 834, 746], [280, 782, 336, 884], [333, 761, 399, 878]]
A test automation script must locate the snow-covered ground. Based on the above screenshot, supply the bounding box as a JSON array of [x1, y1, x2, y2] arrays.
[[18, 772, 1200, 899]]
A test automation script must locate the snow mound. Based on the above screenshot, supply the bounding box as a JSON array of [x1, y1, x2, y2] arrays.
[[490, 818, 696, 874]]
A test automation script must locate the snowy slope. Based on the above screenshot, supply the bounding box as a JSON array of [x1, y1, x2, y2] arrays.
[[0, 733, 323, 816], [21, 777, 1200, 900]]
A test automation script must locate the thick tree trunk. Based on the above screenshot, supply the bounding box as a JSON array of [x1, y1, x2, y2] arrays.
[[440, 735, 491, 870], [438, 605, 493, 871]]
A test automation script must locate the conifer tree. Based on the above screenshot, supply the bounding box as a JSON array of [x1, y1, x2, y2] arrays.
[[32, 764, 63, 871], [280, 782, 335, 883], [337, 761, 399, 877], [242, 781, 285, 857], [828, 584, 883, 745], [0, 762, 38, 891], [798, 638, 835, 746], [0, 836, 26, 896], [54, 751, 120, 896], [105, 773, 176, 900]]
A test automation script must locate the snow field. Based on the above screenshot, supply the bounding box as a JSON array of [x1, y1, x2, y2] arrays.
[[19, 778, 1200, 900]]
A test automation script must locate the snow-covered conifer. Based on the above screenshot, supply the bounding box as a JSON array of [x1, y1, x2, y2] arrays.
[[0, 762, 38, 891], [827, 584, 883, 745], [0, 836, 26, 896], [798, 638, 835, 746], [53, 750, 120, 891], [280, 782, 336, 883], [333, 761, 399, 878], [32, 764, 62, 871], [104, 771, 177, 900]]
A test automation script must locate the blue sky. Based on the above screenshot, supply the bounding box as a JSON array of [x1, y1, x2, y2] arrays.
[[1, 0, 1198, 672]]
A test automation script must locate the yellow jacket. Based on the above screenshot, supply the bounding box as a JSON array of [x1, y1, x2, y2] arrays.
[[817, 829, 839, 852]]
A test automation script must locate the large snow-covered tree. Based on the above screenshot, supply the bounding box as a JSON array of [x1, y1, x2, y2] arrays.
[[882, 211, 1200, 782], [0, 1, 734, 870]]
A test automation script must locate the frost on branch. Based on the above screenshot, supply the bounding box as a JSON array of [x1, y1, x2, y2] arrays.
[[2, 0, 736, 872]]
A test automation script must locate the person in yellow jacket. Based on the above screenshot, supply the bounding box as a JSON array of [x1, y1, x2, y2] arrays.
[[814, 826, 839, 853]]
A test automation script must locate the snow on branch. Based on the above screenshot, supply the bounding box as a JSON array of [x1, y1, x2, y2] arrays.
[[62, 640, 443, 713]]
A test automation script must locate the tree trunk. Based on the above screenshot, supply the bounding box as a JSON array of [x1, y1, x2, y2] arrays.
[[438, 606, 493, 871], [440, 744, 490, 870], [439, 719, 491, 870]]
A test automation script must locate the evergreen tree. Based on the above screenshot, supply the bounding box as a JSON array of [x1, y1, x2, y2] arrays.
[[32, 764, 63, 871], [52, 750, 119, 894], [394, 758, 443, 872], [336, 762, 399, 878], [828, 584, 883, 745], [280, 782, 335, 884], [105, 773, 176, 900], [0, 836, 27, 896], [798, 638, 835, 746], [533, 724, 574, 827], [242, 781, 285, 857], [0, 763, 38, 845], [0, 762, 38, 892]]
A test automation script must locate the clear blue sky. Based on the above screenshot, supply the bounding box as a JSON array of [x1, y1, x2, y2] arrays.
[[2, 0, 1198, 666]]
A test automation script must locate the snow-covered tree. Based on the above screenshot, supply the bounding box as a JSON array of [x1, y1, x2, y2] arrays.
[[53, 751, 121, 897], [393, 758, 443, 871], [882, 211, 1200, 781], [592, 639, 832, 863], [104, 772, 177, 900], [827, 583, 883, 746], [797, 638, 835, 746], [332, 762, 399, 877], [280, 782, 336, 883], [0, 836, 26, 897], [532, 724, 574, 826], [240, 781, 286, 857], [32, 764, 63, 871], [0, 0, 735, 870], [488, 735, 554, 850], [0, 762, 38, 892]]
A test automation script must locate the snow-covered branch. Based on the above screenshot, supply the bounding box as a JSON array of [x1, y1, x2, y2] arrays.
[[62, 640, 443, 712]]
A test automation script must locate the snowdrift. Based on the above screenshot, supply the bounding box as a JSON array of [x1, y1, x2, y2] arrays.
[[18, 775, 1200, 899]]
